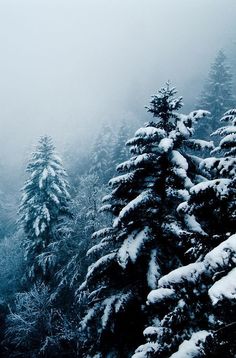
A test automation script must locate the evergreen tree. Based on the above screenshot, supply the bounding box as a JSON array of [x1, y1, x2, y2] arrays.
[[56, 173, 111, 296], [19, 136, 71, 285], [195, 50, 235, 140], [78, 84, 209, 357], [89, 122, 115, 185], [134, 109, 236, 357], [111, 120, 131, 169]]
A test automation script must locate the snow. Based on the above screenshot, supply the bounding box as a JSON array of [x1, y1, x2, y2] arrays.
[[114, 292, 132, 313], [147, 249, 161, 289], [150, 234, 236, 308], [117, 228, 150, 268], [201, 157, 236, 178], [209, 267, 236, 305], [102, 296, 117, 329], [158, 137, 173, 153], [33, 217, 41, 237], [189, 110, 210, 121], [80, 306, 98, 330], [132, 342, 160, 358], [204, 234, 236, 270], [47, 166, 56, 177], [184, 214, 206, 235], [221, 109, 236, 123], [51, 183, 62, 194], [190, 179, 230, 198], [49, 193, 60, 205], [51, 154, 63, 164], [158, 262, 205, 288], [99, 204, 112, 213], [91, 227, 113, 240], [177, 116, 191, 137], [102, 194, 112, 202], [126, 126, 166, 148], [86, 252, 116, 281], [134, 127, 165, 139], [185, 139, 214, 151], [39, 168, 48, 189], [171, 150, 188, 170], [116, 153, 157, 172], [220, 133, 236, 148], [114, 190, 153, 227], [162, 221, 189, 237], [147, 288, 175, 305], [42, 204, 50, 223], [170, 330, 210, 358], [212, 125, 236, 136], [109, 172, 134, 187], [143, 326, 159, 337], [86, 241, 109, 256]]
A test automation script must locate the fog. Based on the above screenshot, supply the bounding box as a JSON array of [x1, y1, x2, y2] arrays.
[[0, 0, 235, 167]]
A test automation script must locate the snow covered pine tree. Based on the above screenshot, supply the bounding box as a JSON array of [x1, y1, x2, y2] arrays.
[[89, 122, 115, 185], [19, 135, 71, 285], [134, 109, 236, 357], [78, 83, 209, 357], [195, 50, 235, 140], [111, 120, 131, 170]]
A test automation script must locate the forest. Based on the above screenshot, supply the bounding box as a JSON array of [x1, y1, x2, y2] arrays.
[[0, 1, 236, 358], [0, 47, 235, 357]]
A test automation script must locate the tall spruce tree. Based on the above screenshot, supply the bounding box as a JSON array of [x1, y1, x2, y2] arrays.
[[19, 136, 71, 285], [195, 50, 235, 140], [134, 109, 236, 357], [78, 84, 209, 357]]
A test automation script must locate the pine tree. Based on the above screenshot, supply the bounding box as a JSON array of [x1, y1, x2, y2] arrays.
[[19, 136, 71, 285], [111, 120, 131, 169], [78, 84, 209, 357], [56, 173, 111, 295], [89, 122, 115, 185], [134, 109, 236, 357], [195, 50, 235, 140]]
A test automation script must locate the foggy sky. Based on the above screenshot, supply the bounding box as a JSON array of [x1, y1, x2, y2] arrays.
[[0, 0, 235, 167]]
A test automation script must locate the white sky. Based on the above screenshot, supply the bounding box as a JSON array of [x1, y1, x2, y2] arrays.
[[0, 0, 235, 165]]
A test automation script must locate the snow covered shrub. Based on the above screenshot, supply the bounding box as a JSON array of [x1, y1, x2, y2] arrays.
[[6, 283, 80, 357]]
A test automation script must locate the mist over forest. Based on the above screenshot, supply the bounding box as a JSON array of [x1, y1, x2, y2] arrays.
[[0, 1, 236, 357]]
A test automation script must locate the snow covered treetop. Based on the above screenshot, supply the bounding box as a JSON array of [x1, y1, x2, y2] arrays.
[[146, 82, 183, 124], [27, 136, 57, 167], [20, 135, 70, 239]]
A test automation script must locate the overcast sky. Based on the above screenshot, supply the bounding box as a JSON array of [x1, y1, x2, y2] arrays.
[[0, 0, 235, 166]]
